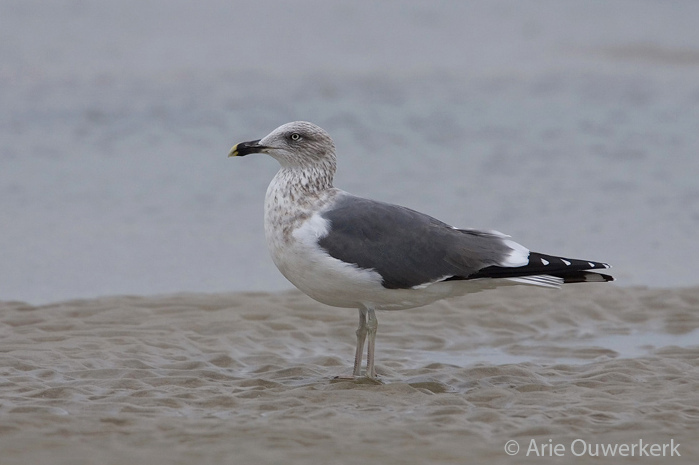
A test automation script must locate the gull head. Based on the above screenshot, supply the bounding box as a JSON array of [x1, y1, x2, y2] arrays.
[[229, 121, 336, 169]]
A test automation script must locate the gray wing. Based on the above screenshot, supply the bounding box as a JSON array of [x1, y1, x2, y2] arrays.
[[317, 195, 514, 289]]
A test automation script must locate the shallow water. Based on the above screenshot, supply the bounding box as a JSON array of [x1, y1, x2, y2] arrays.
[[406, 328, 699, 367], [2, 1, 699, 304]]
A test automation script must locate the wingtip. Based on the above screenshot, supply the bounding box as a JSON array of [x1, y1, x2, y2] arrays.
[[570, 271, 614, 283]]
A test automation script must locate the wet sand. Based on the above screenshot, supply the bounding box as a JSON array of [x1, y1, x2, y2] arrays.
[[2, 284, 698, 464]]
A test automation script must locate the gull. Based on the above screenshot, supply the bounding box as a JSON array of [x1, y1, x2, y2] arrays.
[[229, 121, 613, 378]]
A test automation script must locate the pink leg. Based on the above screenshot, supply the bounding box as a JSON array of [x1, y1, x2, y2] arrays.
[[365, 308, 378, 378], [352, 308, 368, 377]]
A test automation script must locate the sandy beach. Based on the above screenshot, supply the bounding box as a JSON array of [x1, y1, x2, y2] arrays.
[[2, 284, 698, 464]]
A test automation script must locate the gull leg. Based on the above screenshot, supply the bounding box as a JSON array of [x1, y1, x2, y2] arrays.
[[365, 307, 378, 379], [352, 307, 368, 377]]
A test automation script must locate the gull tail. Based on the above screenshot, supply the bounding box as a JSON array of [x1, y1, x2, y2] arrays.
[[469, 252, 614, 287]]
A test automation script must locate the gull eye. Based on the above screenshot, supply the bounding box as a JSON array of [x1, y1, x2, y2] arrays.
[[290, 133, 301, 141]]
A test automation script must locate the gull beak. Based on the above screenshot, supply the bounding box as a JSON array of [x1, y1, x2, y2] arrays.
[[228, 139, 265, 157]]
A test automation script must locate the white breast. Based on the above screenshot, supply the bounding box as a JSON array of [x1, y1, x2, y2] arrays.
[[263, 171, 382, 308]]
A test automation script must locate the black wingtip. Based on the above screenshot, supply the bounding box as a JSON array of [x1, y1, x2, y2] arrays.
[[466, 252, 614, 283], [559, 271, 614, 284], [526, 253, 614, 283]]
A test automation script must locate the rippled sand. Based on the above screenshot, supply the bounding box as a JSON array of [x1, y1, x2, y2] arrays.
[[2, 285, 698, 464]]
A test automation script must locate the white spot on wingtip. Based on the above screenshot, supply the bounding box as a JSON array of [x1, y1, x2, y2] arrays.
[[588, 262, 595, 268], [561, 259, 571, 266], [541, 258, 549, 265]]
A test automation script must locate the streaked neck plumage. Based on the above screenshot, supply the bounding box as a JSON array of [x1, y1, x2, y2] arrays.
[[264, 156, 338, 248]]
